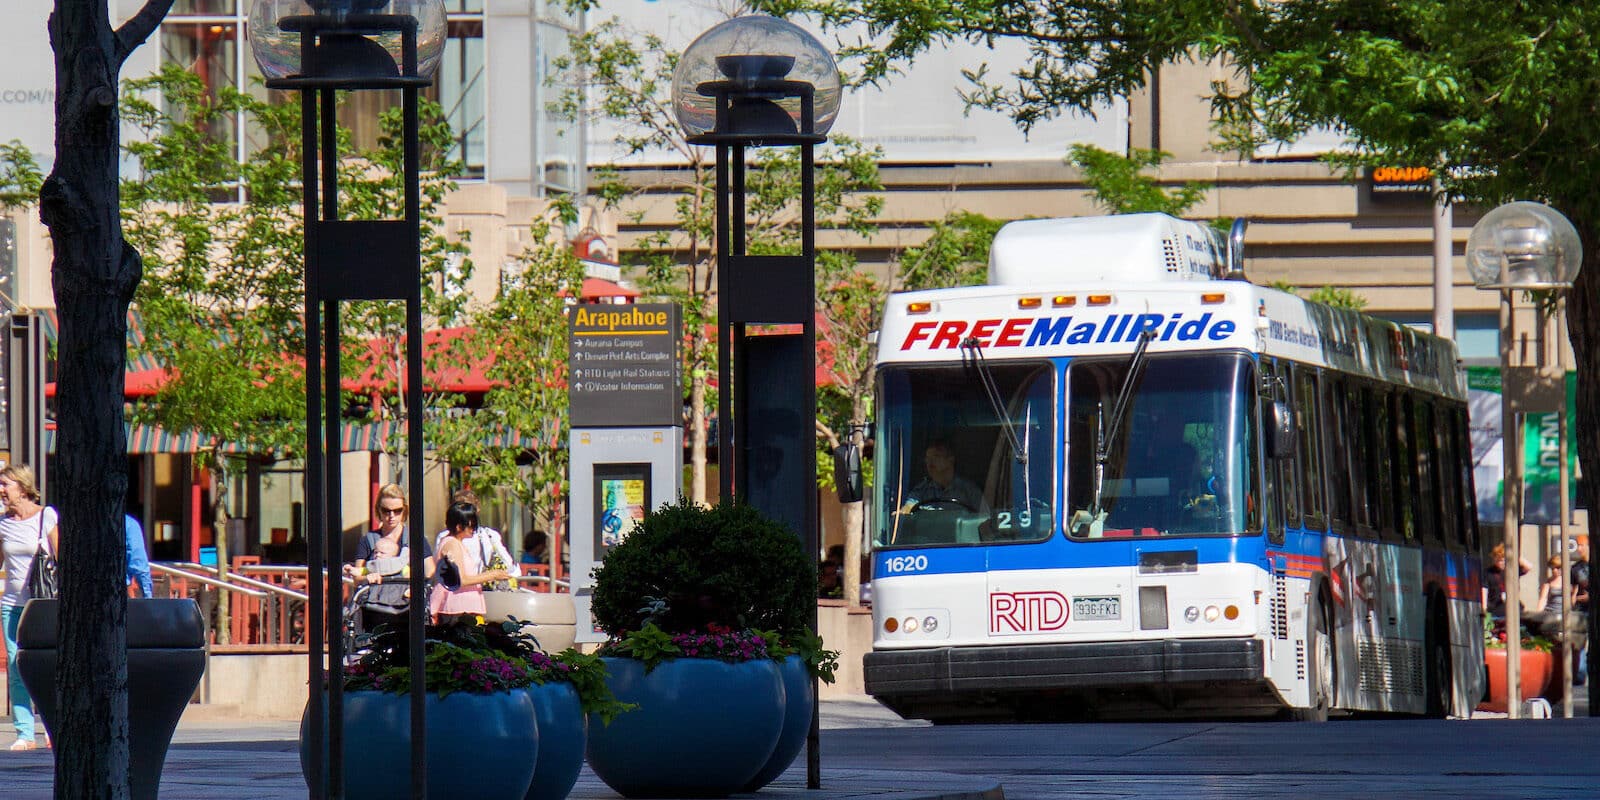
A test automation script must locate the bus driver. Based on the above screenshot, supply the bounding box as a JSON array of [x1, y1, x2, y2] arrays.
[[900, 440, 989, 514]]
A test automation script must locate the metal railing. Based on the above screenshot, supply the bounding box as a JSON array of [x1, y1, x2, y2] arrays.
[[152, 560, 569, 646]]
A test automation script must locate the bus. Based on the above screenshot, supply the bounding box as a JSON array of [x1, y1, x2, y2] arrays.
[[861, 213, 1484, 722]]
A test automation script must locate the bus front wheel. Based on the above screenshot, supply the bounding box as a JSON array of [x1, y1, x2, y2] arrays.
[[1290, 594, 1333, 722]]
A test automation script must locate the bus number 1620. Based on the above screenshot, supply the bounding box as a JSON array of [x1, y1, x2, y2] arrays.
[[882, 555, 929, 574]]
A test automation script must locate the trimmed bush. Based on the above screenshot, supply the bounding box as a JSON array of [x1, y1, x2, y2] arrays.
[[590, 500, 815, 638]]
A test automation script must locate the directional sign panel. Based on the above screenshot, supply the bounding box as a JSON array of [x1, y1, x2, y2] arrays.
[[568, 303, 681, 428]]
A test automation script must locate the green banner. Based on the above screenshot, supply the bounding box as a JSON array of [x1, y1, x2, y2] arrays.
[[1522, 371, 1579, 524]]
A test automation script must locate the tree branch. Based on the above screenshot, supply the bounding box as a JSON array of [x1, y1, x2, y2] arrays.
[[115, 0, 177, 64]]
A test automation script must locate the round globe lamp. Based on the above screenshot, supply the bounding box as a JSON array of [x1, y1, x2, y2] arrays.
[[249, 0, 446, 86], [671, 15, 842, 141], [1465, 201, 1583, 290]]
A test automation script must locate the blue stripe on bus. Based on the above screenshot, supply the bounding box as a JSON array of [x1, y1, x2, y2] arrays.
[[876, 533, 1307, 576]]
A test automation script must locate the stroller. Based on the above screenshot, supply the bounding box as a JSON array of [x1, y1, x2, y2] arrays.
[[340, 566, 412, 662]]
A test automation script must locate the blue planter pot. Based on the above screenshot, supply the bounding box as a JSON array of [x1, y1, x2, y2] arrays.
[[300, 689, 538, 800], [743, 655, 814, 791], [587, 657, 783, 798], [525, 681, 586, 800]]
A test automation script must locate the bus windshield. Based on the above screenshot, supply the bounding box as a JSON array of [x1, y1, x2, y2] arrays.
[[875, 361, 1055, 548], [1066, 352, 1259, 538]]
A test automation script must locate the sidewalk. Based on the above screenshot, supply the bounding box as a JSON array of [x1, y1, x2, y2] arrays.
[[3, 699, 1001, 800]]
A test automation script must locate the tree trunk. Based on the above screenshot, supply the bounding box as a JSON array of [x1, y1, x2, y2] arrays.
[[210, 462, 231, 645], [1562, 213, 1600, 713], [41, 3, 172, 797], [690, 369, 707, 505]]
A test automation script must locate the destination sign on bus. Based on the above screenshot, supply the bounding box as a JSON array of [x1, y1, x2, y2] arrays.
[[899, 312, 1238, 351]]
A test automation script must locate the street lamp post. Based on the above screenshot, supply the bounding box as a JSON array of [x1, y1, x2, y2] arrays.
[[1466, 200, 1583, 720], [250, 2, 445, 797], [670, 15, 842, 789]]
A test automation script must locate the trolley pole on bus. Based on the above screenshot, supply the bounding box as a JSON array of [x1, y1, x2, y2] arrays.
[[1466, 201, 1583, 720]]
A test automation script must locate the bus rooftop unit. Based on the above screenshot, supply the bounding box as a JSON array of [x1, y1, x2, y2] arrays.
[[864, 213, 1484, 722]]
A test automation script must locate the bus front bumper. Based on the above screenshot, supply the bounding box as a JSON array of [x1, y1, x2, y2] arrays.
[[864, 638, 1268, 721]]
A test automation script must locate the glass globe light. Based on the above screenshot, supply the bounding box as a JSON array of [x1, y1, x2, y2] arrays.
[[671, 15, 842, 138], [249, 0, 447, 83], [1465, 201, 1583, 290]]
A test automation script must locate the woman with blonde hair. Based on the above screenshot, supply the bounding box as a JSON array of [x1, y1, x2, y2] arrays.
[[349, 483, 434, 637], [0, 464, 58, 750]]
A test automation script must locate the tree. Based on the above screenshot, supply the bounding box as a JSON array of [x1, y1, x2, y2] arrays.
[[556, 16, 885, 524], [553, 18, 720, 505], [431, 215, 585, 555], [40, 1, 173, 797], [119, 67, 470, 640], [766, 3, 1600, 550], [1069, 144, 1210, 218]]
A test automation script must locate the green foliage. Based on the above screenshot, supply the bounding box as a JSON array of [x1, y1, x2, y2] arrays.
[[590, 500, 816, 639], [1068, 144, 1210, 218], [1306, 286, 1370, 311], [895, 210, 1004, 291], [432, 216, 584, 534], [348, 616, 631, 719], [120, 66, 472, 475], [600, 622, 784, 672], [557, 16, 887, 507], [0, 140, 44, 209]]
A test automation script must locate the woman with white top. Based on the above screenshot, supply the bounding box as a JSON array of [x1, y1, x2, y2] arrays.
[[0, 464, 59, 751]]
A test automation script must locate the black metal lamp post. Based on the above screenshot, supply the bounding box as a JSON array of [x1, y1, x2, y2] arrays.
[[1466, 201, 1583, 720], [670, 15, 842, 789], [250, 2, 445, 797]]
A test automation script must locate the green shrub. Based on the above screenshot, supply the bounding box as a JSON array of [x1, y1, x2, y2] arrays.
[[590, 500, 816, 638]]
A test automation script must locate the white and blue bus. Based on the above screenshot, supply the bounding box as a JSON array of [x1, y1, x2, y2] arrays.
[[863, 214, 1484, 721]]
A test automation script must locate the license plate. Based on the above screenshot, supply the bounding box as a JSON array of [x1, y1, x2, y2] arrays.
[[1073, 596, 1121, 621]]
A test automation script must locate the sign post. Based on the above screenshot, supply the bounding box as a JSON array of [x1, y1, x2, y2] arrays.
[[567, 302, 683, 642]]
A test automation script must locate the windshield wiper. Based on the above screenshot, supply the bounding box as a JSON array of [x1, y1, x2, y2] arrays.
[[960, 338, 1025, 465], [1090, 329, 1156, 516]]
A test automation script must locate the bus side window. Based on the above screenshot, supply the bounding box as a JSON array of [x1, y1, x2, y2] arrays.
[[1350, 380, 1375, 536], [1389, 391, 1415, 541], [1411, 396, 1440, 548], [1320, 376, 1351, 534], [1296, 369, 1326, 532], [1434, 400, 1460, 551], [1356, 385, 1382, 540], [1260, 358, 1295, 540], [1372, 388, 1397, 540]]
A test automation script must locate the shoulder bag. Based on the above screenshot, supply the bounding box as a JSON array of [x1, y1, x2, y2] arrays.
[[25, 512, 59, 600]]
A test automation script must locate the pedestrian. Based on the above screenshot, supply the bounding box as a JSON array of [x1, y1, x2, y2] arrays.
[[350, 484, 435, 637], [1572, 539, 1590, 686], [429, 501, 513, 624], [0, 464, 58, 750], [125, 506, 154, 598], [433, 488, 518, 592]]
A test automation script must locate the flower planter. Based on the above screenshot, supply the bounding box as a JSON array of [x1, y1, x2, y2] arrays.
[[300, 689, 538, 800], [1479, 647, 1553, 712], [587, 656, 783, 798], [525, 681, 586, 800], [743, 654, 814, 791]]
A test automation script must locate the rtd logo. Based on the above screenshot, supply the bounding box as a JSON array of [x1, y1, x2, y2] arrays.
[[899, 312, 1236, 351], [990, 591, 1070, 634]]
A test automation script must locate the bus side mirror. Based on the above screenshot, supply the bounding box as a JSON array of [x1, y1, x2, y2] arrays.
[[1266, 400, 1296, 459], [834, 443, 864, 504]]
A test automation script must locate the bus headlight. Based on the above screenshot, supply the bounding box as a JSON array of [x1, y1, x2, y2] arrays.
[[903, 616, 920, 633], [1203, 605, 1221, 622], [1184, 606, 1200, 623]]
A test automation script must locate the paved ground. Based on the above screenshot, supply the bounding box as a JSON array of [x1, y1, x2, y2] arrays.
[[4, 696, 1599, 799]]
